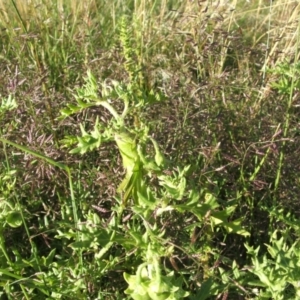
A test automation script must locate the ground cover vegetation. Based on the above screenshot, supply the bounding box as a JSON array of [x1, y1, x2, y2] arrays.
[[0, 0, 300, 299]]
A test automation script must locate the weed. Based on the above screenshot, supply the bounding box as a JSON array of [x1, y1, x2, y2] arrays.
[[0, 0, 300, 299]]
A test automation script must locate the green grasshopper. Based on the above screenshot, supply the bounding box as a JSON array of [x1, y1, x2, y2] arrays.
[[114, 130, 142, 205]]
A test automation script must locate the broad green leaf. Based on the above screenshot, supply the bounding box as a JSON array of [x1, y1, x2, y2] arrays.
[[232, 260, 240, 279], [214, 217, 250, 237], [114, 131, 139, 168], [115, 130, 143, 204], [42, 248, 56, 267], [156, 206, 174, 216], [150, 137, 165, 167], [189, 278, 214, 300], [137, 189, 156, 209], [6, 211, 22, 228], [95, 241, 114, 260]]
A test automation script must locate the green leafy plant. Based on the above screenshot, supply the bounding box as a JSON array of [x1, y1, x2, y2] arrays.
[[245, 230, 300, 299], [57, 16, 252, 299], [124, 262, 189, 300]]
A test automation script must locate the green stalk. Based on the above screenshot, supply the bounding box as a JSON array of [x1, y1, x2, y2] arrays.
[[153, 258, 162, 289], [0, 137, 67, 170], [0, 233, 11, 265], [97, 100, 123, 123], [9, 0, 27, 33], [136, 262, 149, 284]]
